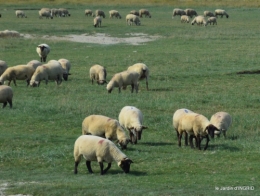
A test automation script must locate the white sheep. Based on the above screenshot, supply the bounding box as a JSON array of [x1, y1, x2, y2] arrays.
[[129, 10, 139, 16], [139, 9, 151, 18], [29, 60, 63, 87], [126, 14, 141, 26], [172, 8, 186, 18], [58, 58, 71, 81], [82, 115, 130, 149], [26, 60, 42, 70], [119, 106, 148, 144], [89, 64, 107, 85], [203, 11, 215, 17], [51, 8, 61, 17], [74, 135, 133, 175], [178, 113, 220, 150], [210, 112, 232, 138], [215, 9, 229, 18], [0, 85, 13, 108], [191, 16, 208, 26], [93, 16, 102, 27], [15, 10, 27, 18], [95, 10, 105, 18], [106, 70, 139, 93], [39, 8, 53, 19], [207, 17, 217, 25], [127, 63, 149, 90], [36, 44, 50, 62], [59, 8, 70, 17], [180, 15, 189, 23], [109, 10, 121, 19], [0, 60, 8, 76], [184, 9, 198, 18], [0, 30, 20, 38], [85, 9, 92, 16]]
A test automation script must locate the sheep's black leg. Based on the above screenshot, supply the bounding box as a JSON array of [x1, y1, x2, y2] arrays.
[[184, 132, 188, 146], [103, 163, 111, 174], [86, 161, 93, 174], [26, 79, 30, 86], [197, 136, 202, 150], [74, 161, 79, 174], [8, 100, 12, 108], [189, 135, 194, 148], [99, 162, 104, 175], [3, 102, 7, 108], [204, 135, 210, 150], [178, 132, 182, 147], [131, 84, 134, 93]]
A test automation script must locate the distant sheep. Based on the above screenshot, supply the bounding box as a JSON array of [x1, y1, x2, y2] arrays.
[[119, 106, 148, 144], [172, 8, 186, 18], [39, 8, 53, 19], [0, 30, 20, 38], [15, 10, 27, 18], [82, 115, 130, 149], [210, 112, 232, 138], [181, 15, 189, 23], [204, 11, 215, 17], [0, 85, 13, 108], [26, 60, 42, 70], [94, 16, 102, 27], [0, 60, 8, 76], [184, 9, 198, 18], [85, 9, 92, 16], [95, 10, 105, 18], [129, 10, 139, 16], [126, 14, 141, 26], [89, 64, 107, 85], [74, 135, 133, 175], [191, 16, 208, 26], [36, 44, 50, 62], [51, 8, 61, 17], [215, 9, 229, 18], [127, 63, 149, 90], [109, 10, 121, 19], [59, 8, 70, 17], [106, 70, 139, 93], [58, 58, 71, 81], [207, 17, 217, 25], [139, 9, 151, 18]]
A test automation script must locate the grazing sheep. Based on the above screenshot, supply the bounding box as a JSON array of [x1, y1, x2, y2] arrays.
[[207, 17, 217, 25], [95, 10, 105, 18], [85, 9, 92, 16], [0, 85, 13, 108], [172, 8, 186, 18], [184, 8, 198, 18], [0, 30, 20, 38], [15, 10, 27, 18], [215, 9, 229, 18], [139, 9, 151, 18], [59, 8, 70, 17], [74, 135, 133, 175], [119, 106, 148, 144], [106, 70, 139, 93], [58, 58, 71, 81], [36, 44, 50, 62], [109, 10, 121, 19], [39, 8, 53, 19], [29, 60, 63, 87], [82, 115, 130, 149], [26, 60, 42, 70], [181, 15, 189, 23], [204, 11, 215, 17], [126, 14, 141, 26], [89, 64, 107, 85], [210, 112, 232, 138], [127, 63, 149, 90], [93, 16, 102, 27], [0, 65, 36, 86], [178, 113, 220, 150], [0, 60, 8, 76], [51, 8, 61, 17], [191, 16, 208, 26], [129, 10, 139, 16]]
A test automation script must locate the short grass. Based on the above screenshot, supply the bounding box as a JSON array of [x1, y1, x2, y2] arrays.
[[0, 2, 260, 196]]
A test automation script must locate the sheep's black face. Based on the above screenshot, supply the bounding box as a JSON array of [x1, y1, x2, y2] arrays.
[[119, 158, 133, 173], [63, 73, 68, 81], [137, 130, 142, 140], [207, 124, 219, 138]]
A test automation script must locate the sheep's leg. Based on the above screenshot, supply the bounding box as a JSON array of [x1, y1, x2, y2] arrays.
[[13, 79, 17, 86], [26, 79, 30, 86], [103, 163, 111, 174], [131, 84, 134, 93], [203, 135, 210, 150], [7, 100, 12, 108], [118, 87, 121, 93], [86, 161, 93, 174], [189, 135, 195, 148], [99, 162, 104, 175], [223, 131, 226, 138], [3, 102, 7, 108], [197, 136, 202, 150], [184, 132, 188, 146], [178, 132, 182, 147], [74, 161, 79, 174]]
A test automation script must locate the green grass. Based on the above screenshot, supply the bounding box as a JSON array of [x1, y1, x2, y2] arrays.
[[0, 2, 260, 196]]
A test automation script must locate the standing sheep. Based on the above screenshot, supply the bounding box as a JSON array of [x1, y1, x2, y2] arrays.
[[215, 9, 229, 18], [95, 10, 105, 18], [93, 16, 102, 27], [207, 17, 217, 25], [129, 10, 139, 16], [0, 85, 13, 108], [36, 44, 50, 62], [139, 9, 151, 18], [39, 8, 53, 19], [74, 135, 133, 175], [184, 9, 198, 18], [210, 112, 232, 138], [126, 14, 141, 26], [191, 16, 208, 26], [106, 70, 139, 93], [15, 10, 27, 18], [109, 10, 121, 19], [59, 8, 70, 17], [58, 58, 71, 81], [89, 64, 107, 85], [119, 106, 148, 144], [127, 63, 149, 90], [172, 8, 186, 18], [203, 11, 215, 17], [181, 15, 189, 23], [82, 115, 130, 149], [0, 60, 8, 76], [85, 9, 92, 16]]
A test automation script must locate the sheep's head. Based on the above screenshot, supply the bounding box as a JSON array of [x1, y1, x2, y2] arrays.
[[106, 82, 113, 93], [30, 80, 39, 87], [206, 124, 220, 138], [118, 139, 130, 149], [118, 158, 133, 173]]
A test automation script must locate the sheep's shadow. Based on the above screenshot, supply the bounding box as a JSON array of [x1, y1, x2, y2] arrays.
[[107, 170, 147, 176], [140, 142, 173, 146], [207, 144, 240, 152], [149, 87, 174, 92]]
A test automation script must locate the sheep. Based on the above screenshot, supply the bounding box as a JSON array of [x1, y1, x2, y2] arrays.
[[191, 16, 208, 26], [59, 8, 70, 17], [119, 106, 148, 144], [58, 58, 71, 81], [207, 17, 217, 25], [82, 115, 130, 149], [0, 65, 36, 86], [129, 10, 139, 16], [15, 10, 27, 18], [106, 70, 139, 93], [184, 8, 198, 18], [74, 135, 133, 175], [180, 15, 189, 23], [51, 9, 60, 17], [172, 8, 186, 18], [39, 8, 53, 19], [177, 113, 220, 150], [139, 9, 151, 18], [26, 60, 42, 70], [95, 10, 105, 18], [89, 64, 107, 85], [210, 112, 232, 138], [29, 60, 63, 87], [0, 85, 13, 108], [93, 16, 102, 27], [0, 60, 8, 76], [126, 14, 141, 26], [0, 30, 20, 38], [215, 9, 229, 18], [36, 43, 50, 62], [85, 9, 92, 16], [127, 63, 149, 90], [203, 11, 215, 17], [109, 10, 121, 19]]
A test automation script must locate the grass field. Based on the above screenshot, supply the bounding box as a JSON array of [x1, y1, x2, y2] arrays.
[[0, 1, 260, 196]]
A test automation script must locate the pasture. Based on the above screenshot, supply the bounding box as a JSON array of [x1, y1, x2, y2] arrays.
[[0, 1, 260, 196]]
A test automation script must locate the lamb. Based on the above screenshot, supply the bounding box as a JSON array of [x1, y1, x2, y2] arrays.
[[203, 11, 215, 17], [127, 63, 149, 90], [85, 9, 92, 16], [118, 106, 148, 144], [172, 8, 186, 18], [59, 8, 70, 17], [129, 10, 139, 16], [82, 115, 130, 149], [191, 16, 208, 26], [36, 44, 50, 62], [210, 112, 232, 138], [95, 10, 105, 18], [74, 135, 133, 175], [0, 60, 8, 76], [29, 60, 63, 87], [15, 10, 27, 18], [26, 60, 42, 70], [109, 10, 121, 19], [184, 8, 198, 18], [58, 58, 71, 81], [39, 9, 53, 19], [126, 14, 141, 26], [0, 85, 13, 108], [181, 15, 189, 23], [177, 113, 220, 150], [93, 16, 102, 27], [106, 70, 139, 93], [89, 64, 107, 85], [207, 17, 217, 25], [139, 9, 151, 18], [215, 9, 229, 18]]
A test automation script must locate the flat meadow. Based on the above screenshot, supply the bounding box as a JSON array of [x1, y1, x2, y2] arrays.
[[0, 0, 260, 195]]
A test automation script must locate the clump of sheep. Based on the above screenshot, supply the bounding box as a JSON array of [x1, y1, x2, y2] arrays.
[[172, 8, 186, 18], [0, 30, 20, 38], [127, 63, 149, 90], [139, 9, 151, 18], [36, 44, 50, 62], [109, 10, 121, 19], [94, 10, 105, 18], [126, 14, 141, 26], [106, 70, 139, 93], [184, 9, 198, 18], [94, 16, 102, 27], [119, 106, 148, 144], [215, 9, 229, 18], [58, 58, 71, 81], [210, 112, 232, 138], [82, 115, 130, 149], [203, 11, 215, 17], [85, 9, 92, 16], [39, 8, 53, 19], [191, 16, 208, 26], [0, 60, 8, 76], [15, 10, 27, 18], [207, 17, 217, 25], [181, 15, 189, 23], [89, 64, 107, 85], [74, 135, 133, 175], [0, 85, 13, 108]]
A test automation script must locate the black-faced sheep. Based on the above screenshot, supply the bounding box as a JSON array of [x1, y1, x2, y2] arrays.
[[215, 9, 229, 18], [184, 9, 198, 18], [203, 11, 215, 17], [181, 15, 189, 23], [210, 112, 232, 138], [85, 9, 92, 16], [36, 44, 50, 63], [191, 16, 208, 26], [15, 10, 27, 18], [172, 8, 186, 18], [127, 63, 149, 90], [109, 10, 121, 19], [95, 10, 105, 18], [139, 9, 151, 18], [207, 17, 217, 25], [39, 8, 53, 19], [59, 8, 70, 17], [0, 85, 13, 108], [129, 10, 139, 16], [126, 14, 141, 26], [89, 64, 107, 85], [93, 16, 102, 27]]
